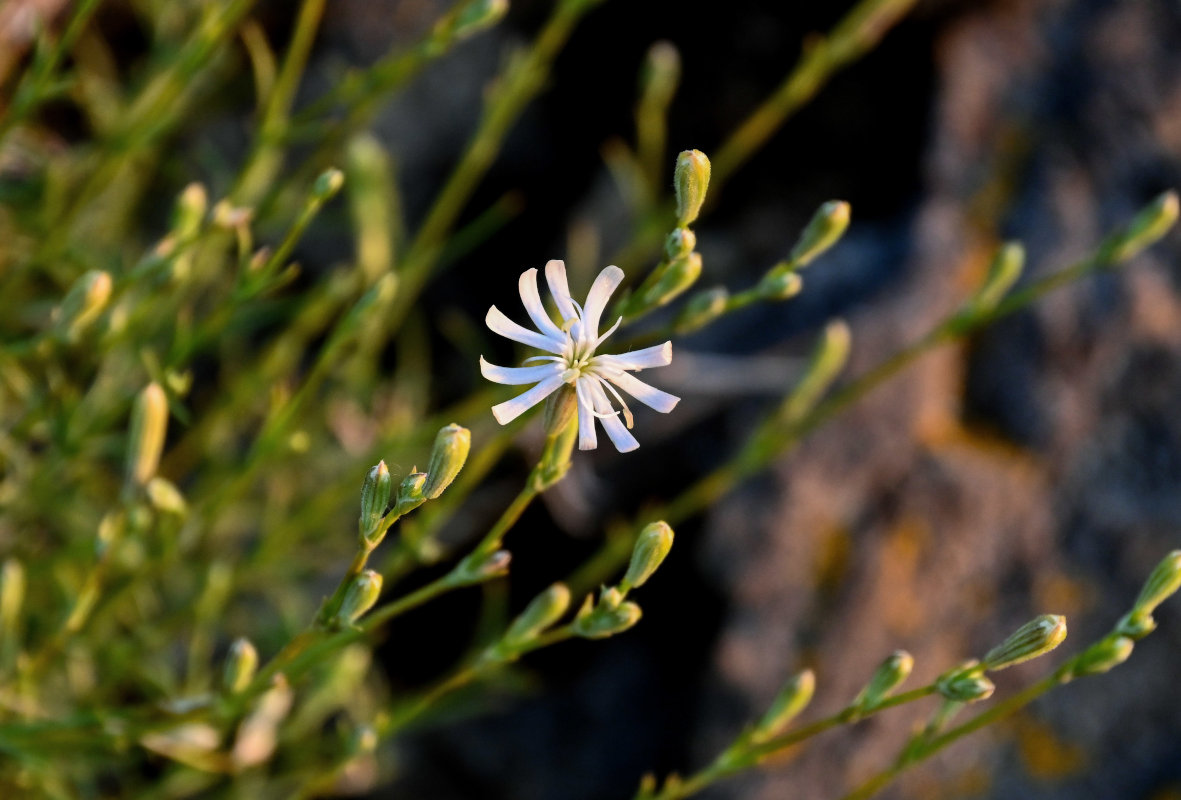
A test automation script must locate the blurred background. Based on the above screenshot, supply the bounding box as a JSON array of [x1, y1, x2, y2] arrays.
[[4, 0, 1181, 798]]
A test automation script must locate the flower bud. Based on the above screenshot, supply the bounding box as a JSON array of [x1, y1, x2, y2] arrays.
[[970, 242, 1024, 314], [503, 583, 571, 647], [674, 150, 711, 227], [1109, 191, 1179, 262], [853, 650, 914, 711], [641, 42, 680, 105], [55, 270, 113, 342], [574, 598, 642, 639], [396, 471, 427, 512], [643, 252, 702, 308], [542, 385, 578, 437], [757, 269, 803, 301], [424, 424, 470, 499], [454, 0, 508, 38], [664, 228, 697, 260], [453, 549, 512, 584], [1131, 550, 1181, 620], [1, 559, 25, 633], [750, 669, 815, 744], [675, 287, 728, 334], [620, 521, 674, 592], [146, 477, 187, 517], [126, 383, 169, 488], [223, 637, 259, 694], [790, 200, 850, 268], [313, 168, 345, 202], [175, 182, 208, 237], [358, 461, 392, 543], [212, 200, 253, 229], [1116, 612, 1156, 639], [335, 570, 383, 626], [983, 614, 1067, 671], [1071, 635, 1134, 677], [935, 660, 995, 703]]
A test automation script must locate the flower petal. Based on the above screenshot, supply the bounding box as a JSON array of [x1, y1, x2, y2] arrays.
[[588, 379, 639, 452], [575, 378, 598, 450], [480, 356, 560, 386], [486, 306, 563, 354], [518, 268, 564, 340], [490, 373, 565, 425], [544, 260, 578, 323], [579, 265, 624, 343], [599, 369, 679, 413], [595, 341, 672, 371]]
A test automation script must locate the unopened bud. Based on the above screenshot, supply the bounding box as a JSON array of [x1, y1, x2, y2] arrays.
[[1, 559, 25, 631], [757, 269, 803, 301], [574, 597, 642, 639], [313, 168, 345, 202], [675, 287, 728, 334], [853, 650, 914, 711], [146, 477, 187, 516], [1071, 635, 1134, 677], [454, 549, 512, 584], [621, 522, 674, 592], [1109, 191, 1179, 262], [424, 424, 470, 499], [454, 0, 508, 38], [56, 270, 113, 342], [503, 583, 571, 648], [750, 669, 815, 743], [336, 570, 382, 626], [790, 200, 850, 267], [984, 614, 1067, 671], [1131, 550, 1181, 620], [126, 383, 169, 488], [641, 42, 680, 106], [935, 660, 994, 703], [396, 471, 427, 512], [971, 242, 1024, 314], [542, 386, 577, 436], [644, 251, 702, 308], [674, 150, 711, 227], [664, 228, 696, 260], [212, 200, 253, 229], [359, 461, 392, 542], [175, 183, 208, 237], [223, 637, 259, 694]]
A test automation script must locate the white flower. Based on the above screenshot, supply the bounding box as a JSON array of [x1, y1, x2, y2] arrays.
[[480, 260, 679, 452]]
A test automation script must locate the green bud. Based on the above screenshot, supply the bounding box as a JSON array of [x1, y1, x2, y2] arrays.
[[750, 668, 815, 743], [126, 383, 169, 488], [454, 0, 508, 38], [358, 461, 392, 542], [790, 200, 851, 268], [0, 559, 25, 632], [55, 270, 113, 342], [970, 242, 1025, 314], [983, 614, 1067, 671], [542, 385, 577, 437], [643, 251, 702, 308], [174, 182, 208, 238], [424, 424, 470, 499], [223, 637, 259, 694], [778, 320, 851, 425], [212, 200, 253, 229], [620, 521, 674, 592], [853, 650, 914, 711], [675, 287, 728, 334], [674, 150, 711, 227], [313, 168, 345, 202], [664, 228, 697, 260], [574, 597, 642, 640], [146, 477, 187, 517], [335, 570, 383, 626], [1116, 611, 1157, 639], [503, 583, 571, 647], [1071, 635, 1134, 677], [757, 269, 803, 301], [1131, 550, 1181, 620], [641, 42, 680, 106], [396, 471, 427, 512], [935, 660, 995, 703], [453, 549, 512, 585], [1109, 191, 1179, 262]]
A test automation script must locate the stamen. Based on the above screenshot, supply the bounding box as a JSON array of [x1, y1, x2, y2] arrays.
[[595, 375, 634, 429]]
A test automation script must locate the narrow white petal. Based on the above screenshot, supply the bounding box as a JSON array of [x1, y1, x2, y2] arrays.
[[575, 378, 598, 450], [588, 380, 639, 452], [518, 268, 564, 340], [579, 265, 624, 343], [599, 369, 680, 413], [544, 260, 578, 323], [490, 373, 565, 425], [595, 341, 672, 371], [486, 306, 563, 354], [480, 356, 560, 386]]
